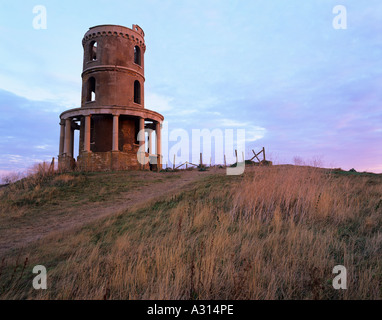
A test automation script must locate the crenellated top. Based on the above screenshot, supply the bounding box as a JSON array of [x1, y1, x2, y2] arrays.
[[82, 24, 146, 52], [131, 24, 145, 37]]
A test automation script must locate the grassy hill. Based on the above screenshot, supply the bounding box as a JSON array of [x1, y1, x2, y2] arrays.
[[0, 165, 381, 299]]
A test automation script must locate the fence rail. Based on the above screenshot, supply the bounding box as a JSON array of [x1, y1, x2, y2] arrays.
[[167, 148, 269, 170]]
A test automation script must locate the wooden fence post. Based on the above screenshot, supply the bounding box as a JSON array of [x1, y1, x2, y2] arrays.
[[235, 150, 238, 164], [50, 157, 55, 175], [224, 154, 227, 167], [200, 153, 203, 167], [251, 149, 261, 162]]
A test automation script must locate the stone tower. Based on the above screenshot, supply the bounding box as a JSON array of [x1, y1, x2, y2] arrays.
[[58, 24, 164, 171]]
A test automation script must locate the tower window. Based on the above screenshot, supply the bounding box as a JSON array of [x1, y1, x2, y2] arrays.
[[87, 77, 96, 102], [134, 80, 141, 104], [89, 41, 97, 61], [134, 46, 141, 65]]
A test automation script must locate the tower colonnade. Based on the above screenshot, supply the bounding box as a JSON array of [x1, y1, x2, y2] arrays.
[[58, 106, 163, 170]]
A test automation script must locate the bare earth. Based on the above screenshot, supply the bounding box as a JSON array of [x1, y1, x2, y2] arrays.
[[0, 169, 224, 257]]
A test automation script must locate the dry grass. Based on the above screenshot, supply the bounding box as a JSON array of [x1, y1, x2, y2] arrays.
[[0, 165, 175, 219], [0, 165, 381, 299]]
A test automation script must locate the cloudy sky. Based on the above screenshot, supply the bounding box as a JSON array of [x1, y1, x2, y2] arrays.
[[0, 0, 381, 177]]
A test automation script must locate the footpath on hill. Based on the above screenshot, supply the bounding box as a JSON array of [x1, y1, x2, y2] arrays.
[[0, 169, 225, 257]]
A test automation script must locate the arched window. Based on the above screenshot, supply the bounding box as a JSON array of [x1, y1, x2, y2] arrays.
[[134, 80, 141, 104], [87, 77, 96, 102], [89, 41, 97, 61], [134, 46, 141, 65]]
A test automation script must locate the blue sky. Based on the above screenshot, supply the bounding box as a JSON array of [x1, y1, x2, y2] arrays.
[[0, 0, 381, 176]]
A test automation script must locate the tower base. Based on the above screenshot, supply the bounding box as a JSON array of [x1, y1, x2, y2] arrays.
[[58, 155, 76, 172], [77, 151, 150, 172]]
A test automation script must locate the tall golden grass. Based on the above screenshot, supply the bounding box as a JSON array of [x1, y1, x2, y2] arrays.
[[0, 165, 381, 299]]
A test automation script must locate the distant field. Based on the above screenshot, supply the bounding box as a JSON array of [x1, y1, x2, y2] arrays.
[[0, 165, 381, 299]]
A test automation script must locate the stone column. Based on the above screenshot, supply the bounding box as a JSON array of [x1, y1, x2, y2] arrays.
[[156, 121, 162, 169], [112, 114, 119, 151], [70, 126, 74, 158], [59, 120, 65, 156], [64, 118, 72, 156], [148, 129, 153, 154], [139, 117, 145, 168], [84, 115, 91, 152]]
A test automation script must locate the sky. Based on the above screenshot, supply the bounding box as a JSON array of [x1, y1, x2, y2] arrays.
[[0, 0, 381, 177]]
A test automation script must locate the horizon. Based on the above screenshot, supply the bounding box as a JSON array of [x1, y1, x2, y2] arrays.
[[0, 0, 381, 177]]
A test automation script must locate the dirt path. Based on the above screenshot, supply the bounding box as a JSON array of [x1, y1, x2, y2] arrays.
[[0, 169, 223, 257]]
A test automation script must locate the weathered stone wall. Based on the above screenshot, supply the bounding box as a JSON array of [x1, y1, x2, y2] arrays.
[[77, 150, 149, 172], [91, 115, 113, 152], [58, 155, 76, 171], [120, 116, 138, 152]]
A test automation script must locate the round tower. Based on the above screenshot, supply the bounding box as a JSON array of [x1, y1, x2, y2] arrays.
[[58, 24, 164, 172], [81, 24, 146, 109]]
